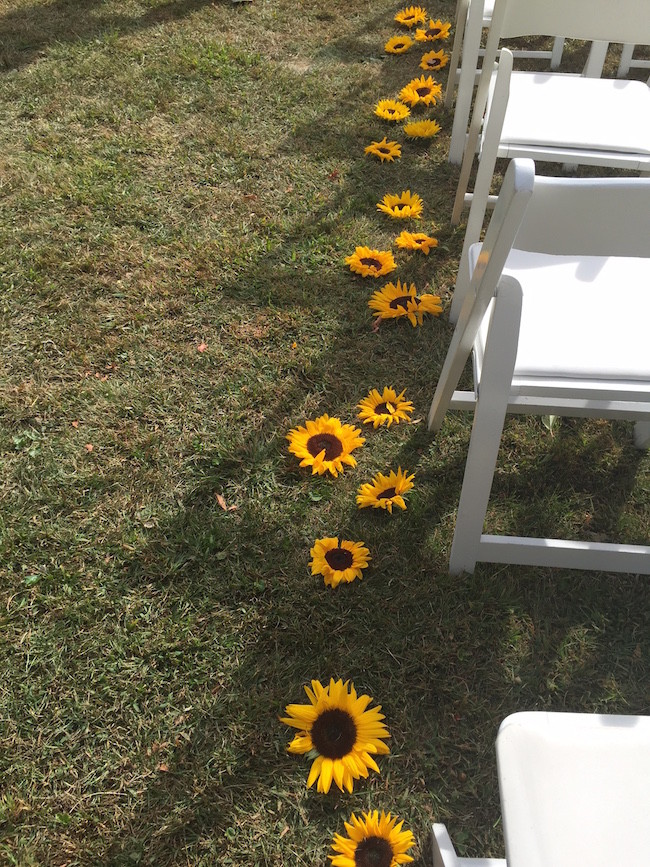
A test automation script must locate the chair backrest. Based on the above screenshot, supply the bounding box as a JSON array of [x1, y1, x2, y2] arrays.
[[490, 0, 650, 45], [512, 174, 650, 257], [496, 712, 650, 867]]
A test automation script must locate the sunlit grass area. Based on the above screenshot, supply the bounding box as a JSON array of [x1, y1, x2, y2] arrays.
[[1, 1, 649, 864]]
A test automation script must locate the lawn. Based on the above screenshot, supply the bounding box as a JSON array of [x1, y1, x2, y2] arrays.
[[1, 1, 649, 865]]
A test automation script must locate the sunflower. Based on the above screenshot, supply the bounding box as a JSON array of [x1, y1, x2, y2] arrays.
[[287, 414, 365, 477], [356, 467, 415, 513], [330, 810, 416, 867], [399, 75, 442, 107], [310, 537, 371, 588], [384, 35, 413, 54], [395, 229, 439, 254], [415, 19, 452, 41], [364, 137, 402, 163], [358, 386, 414, 429], [345, 246, 397, 278], [280, 678, 390, 794], [374, 99, 411, 122], [394, 5, 427, 28], [403, 118, 441, 139], [420, 48, 449, 71], [377, 191, 423, 219], [368, 279, 442, 326]]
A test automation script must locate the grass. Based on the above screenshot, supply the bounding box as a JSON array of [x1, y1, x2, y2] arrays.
[[1, 1, 649, 864]]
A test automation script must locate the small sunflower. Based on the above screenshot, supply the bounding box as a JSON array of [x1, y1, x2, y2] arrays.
[[395, 229, 438, 254], [364, 137, 402, 163], [415, 19, 452, 41], [384, 35, 413, 54], [310, 537, 371, 588], [399, 75, 442, 107], [357, 467, 415, 513], [330, 810, 416, 867], [394, 5, 427, 28], [280, 678, 390, 794], [358, 386, 414, 429], [374, 99, 411, 122], [287, 414, 365, 477], [377, 190, 423, 219], [345, 246, 397, 279], [420, 48, 449, 71], [368, 279, 442, 326], [403, 118, 441, 139]]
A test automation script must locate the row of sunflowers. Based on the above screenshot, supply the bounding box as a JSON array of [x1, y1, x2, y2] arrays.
[[281, 6, 452, 866]]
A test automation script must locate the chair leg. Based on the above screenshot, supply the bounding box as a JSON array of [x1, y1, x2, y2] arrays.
[[550, 36, 564, 69], [618, 43, 634, 77], [450, 279, 522, 574], [445, 0, 467, 111], [583, 40, 609, 78], [634, 421, 650, 449], [432, 824, 461, 867]]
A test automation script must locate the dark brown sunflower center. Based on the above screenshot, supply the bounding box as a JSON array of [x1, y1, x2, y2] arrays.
[[426, 27, 441, 36], [386, 107, 396, 114], [375, 402, 392, 415], [378, 147, 391, 154], [389, 295, 414, 310], [427, 58, 441, 67], [378, 487, 396, 499], [311, 708, 357, 759], [307, 433, 343, 461], [394, 42, 405, 49], [360, 257, 381, 270], [325, 547, 354, 571], [354, 836, 394, 867], [416, 86, 431, 96]]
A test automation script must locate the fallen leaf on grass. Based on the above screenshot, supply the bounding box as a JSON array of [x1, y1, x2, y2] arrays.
[[84, 443, 94, 452], [197, 342, 208, 353], [71, 420, 79, 428], [371, 316, 382, 333], [216, 493, 237, 512]]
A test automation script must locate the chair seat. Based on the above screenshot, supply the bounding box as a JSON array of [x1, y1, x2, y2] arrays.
[[470, 246, 650, 392], [496, 73, 650, 157]]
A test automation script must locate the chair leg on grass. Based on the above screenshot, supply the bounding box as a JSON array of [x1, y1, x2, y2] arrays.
[[449, 280, 522, 574], [634, 421, 650, 449]]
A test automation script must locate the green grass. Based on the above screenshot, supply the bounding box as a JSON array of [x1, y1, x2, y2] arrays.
[[1, 2, 649, 864]]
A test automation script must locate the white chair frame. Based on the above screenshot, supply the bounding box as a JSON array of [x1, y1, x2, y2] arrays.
[[450, 0, 650, 228], [618, 43, 650, 78], [429, 159, 650, 575]]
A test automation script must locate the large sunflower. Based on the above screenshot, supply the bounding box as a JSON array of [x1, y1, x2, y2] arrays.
[[395, 229, 438, 254], [280, 678, 390, 794], [364, 137, 402, 163], [384, 35, 413, 54], [420, 48, 449, 71], [394, 5, 427, 28], [357, 468, 415, 513], [374, 99, 410, 122], [330, 810, 416, 867], [358, 386, 414, 429], [346, 246, 397, 278], [368, 280, 442, 326], [403, 118, 441, 139], [377, 191, 423, 219], [287, 414, 365, 477], [310, 537, 371, 588], [415, 19, 452, 41], [399, 75, 442, 107]]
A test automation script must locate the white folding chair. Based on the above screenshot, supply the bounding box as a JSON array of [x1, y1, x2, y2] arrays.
[[497, 712, 650, 867], [451, 0, 650, 227], [617, 43, 650, 78], [433, 711, 650, 867], [446, 0, 565, 165], [429, 158, 650, 575]]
